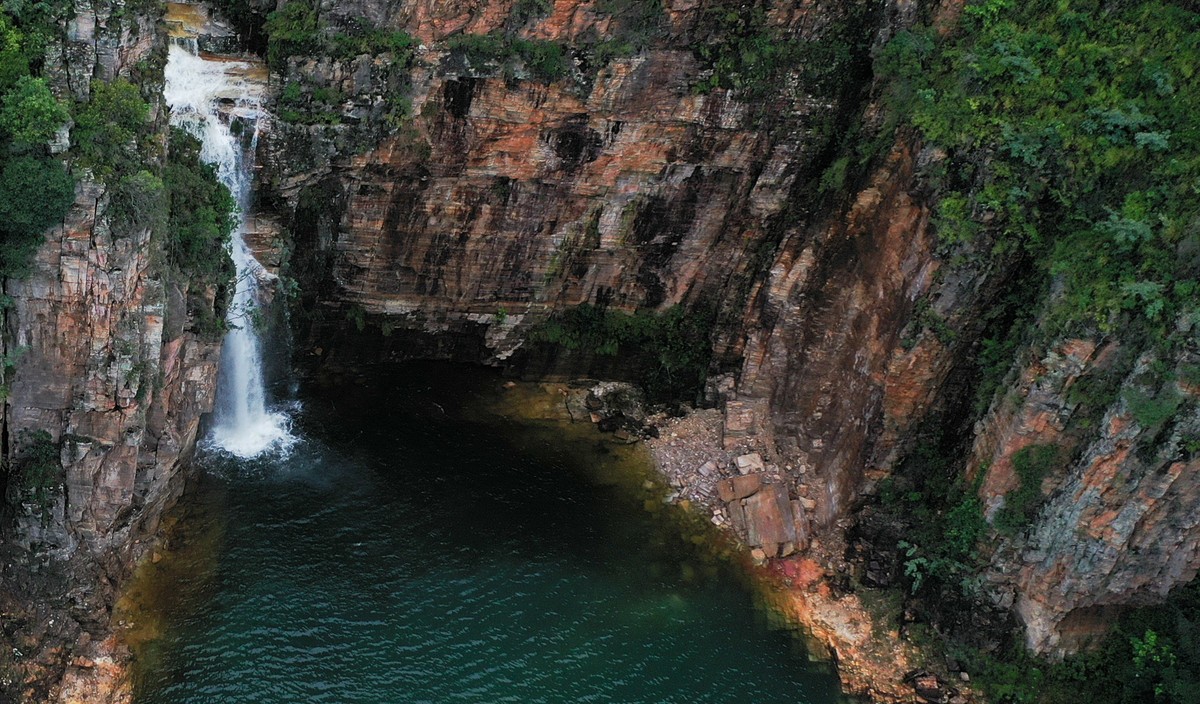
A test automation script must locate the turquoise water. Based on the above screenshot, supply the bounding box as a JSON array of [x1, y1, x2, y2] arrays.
[[130, 363, 843, 704]]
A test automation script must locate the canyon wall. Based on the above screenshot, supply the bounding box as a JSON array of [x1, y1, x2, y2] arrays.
[[967, 341, 1200, 654], [258, 0, 898, 371], [1, 1, 222, 700], [2, 0, 1197, 699], [257, 0, 1200, 668]]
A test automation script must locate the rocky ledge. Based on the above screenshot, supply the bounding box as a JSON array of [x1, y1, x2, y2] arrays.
[[564, 377, 975, 704]]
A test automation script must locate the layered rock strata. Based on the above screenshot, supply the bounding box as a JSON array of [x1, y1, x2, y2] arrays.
[[261, 0, 893, 372], [1, 2, 223, 700], [259, 0, 1200, 683]]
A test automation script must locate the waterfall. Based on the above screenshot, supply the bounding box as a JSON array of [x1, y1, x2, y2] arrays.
[[164, 42, 295, 458]]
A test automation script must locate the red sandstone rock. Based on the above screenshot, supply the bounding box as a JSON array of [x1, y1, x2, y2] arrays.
[[716, 474, 762, 503]]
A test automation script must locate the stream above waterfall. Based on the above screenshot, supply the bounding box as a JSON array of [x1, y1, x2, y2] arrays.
[[120, 363, 846, 704]]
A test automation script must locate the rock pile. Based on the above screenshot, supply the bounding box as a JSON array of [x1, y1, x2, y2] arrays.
[[561, 377, 817, 561], [639, 406, 812, 562]]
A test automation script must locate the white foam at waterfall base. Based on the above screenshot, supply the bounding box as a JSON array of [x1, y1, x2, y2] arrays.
[[165, 43, 296, 458]]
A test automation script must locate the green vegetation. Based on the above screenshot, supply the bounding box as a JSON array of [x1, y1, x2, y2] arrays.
[[882, 436, 988, 595], [693, 5, 873, 99], [4, 429, 61, 520], [994, 444, 1056, 534], [589, 0, 664, 62], [962, 580, 1200, 704], [0, 5, 75, 278], [1, 75, 66, 144], [0, 155, 74, 275], [446, 32, 569, 83], [858, 7, 1200, 699], [327, 17, 414, 61], [693, 8, 804, 98], [877, 0, 1200, 340], [262, 1, 415, 128], [164, 128, 236, 288], [264, 0, 319, 67], [1123, 385, 1183, 436], [72, 79, 153, 177], [265, 0, 415, 68], [897, 494, 987, 594], [880, 430, 1197, 704], [277, 79, 346, 125], [972, 281, 1043, 415], [509, 0, 552, 27], [531, 304, 714, 401]]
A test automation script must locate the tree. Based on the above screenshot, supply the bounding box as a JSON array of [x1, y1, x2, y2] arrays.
[[0, 155, 75, 276], [0, 75, 67, 145]]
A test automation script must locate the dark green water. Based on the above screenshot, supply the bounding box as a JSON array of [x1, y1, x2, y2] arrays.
[[129, 363, 843, 704]]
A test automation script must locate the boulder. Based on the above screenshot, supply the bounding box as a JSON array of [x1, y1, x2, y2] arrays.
[[586, 381, 647, 423], [904, 670, 954, 704], [717, 473, 762, 502], [735, 452, 764, 474], [722, 398, 769, 449], [742, 484, 797, 548]]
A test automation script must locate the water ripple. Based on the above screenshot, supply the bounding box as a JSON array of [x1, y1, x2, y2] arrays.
[[135, 365, 843, 704]]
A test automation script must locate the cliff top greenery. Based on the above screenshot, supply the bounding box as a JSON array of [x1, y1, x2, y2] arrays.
[[0, 1, 236, 331], [879, 0, 1200, 344], [264, 0, 415, 68], [0, 10, 72, 278], [872, 3, 1200, 702]]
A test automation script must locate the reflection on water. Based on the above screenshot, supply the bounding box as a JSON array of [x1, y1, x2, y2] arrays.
[[124, 363, 844, 704]]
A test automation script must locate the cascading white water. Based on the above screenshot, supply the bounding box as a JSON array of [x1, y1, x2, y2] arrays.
[[164, 41, 295, 458]]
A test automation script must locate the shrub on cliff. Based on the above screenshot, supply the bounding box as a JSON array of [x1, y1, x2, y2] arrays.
[[0, 8, 76, 279], [0, 154, 75, 276], [3, 429, 61, 521], [264, 0, 413, 67], [877, 0, 1200, 341], [590, 0, 664, 60], [531, 304, 715, 402], [693, 5, 875, 99], [0, 14, 32, 92], [509, 0, 552, 28], [446, 33, 569, 83], [0, 75, 67, 145], [164, 128, 236, 299], [72, 79, 152, 178], [264, 0, 319, 68], [963, 580, 1200, 704], [327, 19, 414, 61], [993, 444, 1057, 535]]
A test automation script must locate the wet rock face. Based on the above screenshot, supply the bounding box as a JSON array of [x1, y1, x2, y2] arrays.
[[3, 0, 221, 561], [737, 143, 940, 527], [1, 3, 223, 698], [273, 53, 794, 361], [261, 1, 890, 369], [7, 183, 220, 557]]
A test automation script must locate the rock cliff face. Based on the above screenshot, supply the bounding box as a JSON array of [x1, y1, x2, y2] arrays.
[[258, 0, 1198, 673], [968, 341, 1200, 655], [0, 1, 222, 700], [259, 0, 895, 370]]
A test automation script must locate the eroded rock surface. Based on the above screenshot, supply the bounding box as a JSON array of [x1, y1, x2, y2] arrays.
[[1, 2, 223, 700]]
